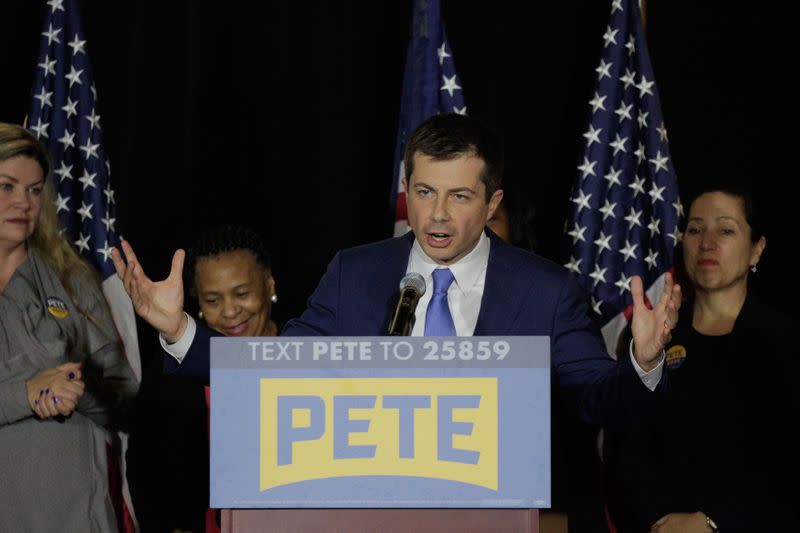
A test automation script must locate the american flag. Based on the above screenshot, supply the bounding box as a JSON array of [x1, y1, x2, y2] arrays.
[[26, 2, 139, 530], [391, 0, 466, 236], [564, 0, 682, 357], [26, 0, 140, 380]]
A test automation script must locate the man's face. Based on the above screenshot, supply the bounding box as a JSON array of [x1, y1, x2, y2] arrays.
[[403, 152, 503, 265]]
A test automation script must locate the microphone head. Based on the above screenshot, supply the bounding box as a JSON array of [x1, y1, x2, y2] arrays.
[[399, 272, 426, 296]]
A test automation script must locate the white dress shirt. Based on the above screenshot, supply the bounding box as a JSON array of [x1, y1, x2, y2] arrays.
[[406, 231, 490, 337]]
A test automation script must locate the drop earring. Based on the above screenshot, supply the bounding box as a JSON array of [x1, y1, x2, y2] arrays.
[[750, 264, 757, 273], [198, 311, 204, 319], [271, 294, 278, 304]]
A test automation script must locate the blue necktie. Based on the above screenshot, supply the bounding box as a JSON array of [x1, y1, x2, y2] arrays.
[[425, 268, 456, 336]]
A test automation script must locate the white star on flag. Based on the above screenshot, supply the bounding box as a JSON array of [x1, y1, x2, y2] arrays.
[[61, 97, 78, 118], [599, 199, 617, 220], [578, 157, 597, 179], [65, 65, 83, 87], [594, 231, 613, 254], [78, 169, 97, 190], [589, 92, 607, 112], [42, 23, 61, 45], [74, 232, 90, 252], [614, 272, 632, 294], [34, 87, 54, 108], [565, 256, 583, 274], [38, 56, 56, 76], [437, 42, 450, 65], [57, 130, 75, 150], [54, 193, 70, 213], [583, 125, 603, 146], [568, 223, 588, 244], [440, 74, 461, 97], [609, 134, 628, 155], [572, 189, 592, 212], [54, 162, 73, 181], [67, 34, 86, 55], [619, 240, 638, 261]]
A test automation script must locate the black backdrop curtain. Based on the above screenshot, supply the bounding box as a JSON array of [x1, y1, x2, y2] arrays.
[[1, 0, 797, 323]]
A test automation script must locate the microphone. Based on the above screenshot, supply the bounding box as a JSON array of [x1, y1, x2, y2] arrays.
[[387, 273, 426, 336]]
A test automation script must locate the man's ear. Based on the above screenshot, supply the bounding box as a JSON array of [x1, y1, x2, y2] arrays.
[[486, 189, 504, 221]]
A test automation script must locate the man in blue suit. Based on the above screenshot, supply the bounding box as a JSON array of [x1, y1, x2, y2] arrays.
[[113, 113, 680, 427]]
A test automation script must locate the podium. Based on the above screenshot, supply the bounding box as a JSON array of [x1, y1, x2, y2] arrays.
[[211, 337, 550, 533], [220, 508, 539, 532]]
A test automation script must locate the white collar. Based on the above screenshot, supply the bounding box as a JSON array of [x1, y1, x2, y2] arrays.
[[409, 231, 490, 295]]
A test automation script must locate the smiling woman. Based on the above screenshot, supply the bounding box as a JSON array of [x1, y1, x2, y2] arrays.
[[190, 225, 278, 338], [111, 224, 279, 376], [124, 224, 279, 532]]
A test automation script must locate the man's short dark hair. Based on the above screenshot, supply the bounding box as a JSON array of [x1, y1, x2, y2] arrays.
[[403, 113, 503, 201]]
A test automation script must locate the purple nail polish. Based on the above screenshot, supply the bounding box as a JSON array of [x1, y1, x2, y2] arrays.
[[53, 396, 59, 404], [68, 372, 75, 380], [39, 389, 44, 397], [45, 388, 50, 395], [35, 399, 39, 405]]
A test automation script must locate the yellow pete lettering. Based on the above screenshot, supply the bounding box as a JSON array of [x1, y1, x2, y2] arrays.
[[260, 378, 498, 491]]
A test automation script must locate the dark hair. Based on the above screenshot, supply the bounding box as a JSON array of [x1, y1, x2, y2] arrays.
[[684, 184, 763, 242], [500, 183, 538, 251], [403, 113, 503, 201], [187, 225, 271, 298]]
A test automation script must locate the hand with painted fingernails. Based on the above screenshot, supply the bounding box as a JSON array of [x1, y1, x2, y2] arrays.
[[25, 362, 85, 419]]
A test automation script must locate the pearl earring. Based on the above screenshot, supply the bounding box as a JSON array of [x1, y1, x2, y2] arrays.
[[198, 311, 204, 319], [750, 264, 757, 273], [271, 294, 278, 304]]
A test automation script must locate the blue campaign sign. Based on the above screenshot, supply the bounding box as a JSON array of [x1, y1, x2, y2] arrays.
[[210, 337, 550, 508]]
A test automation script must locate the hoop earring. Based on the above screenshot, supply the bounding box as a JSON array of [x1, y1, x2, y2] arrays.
[[271, 294, 278, 304]]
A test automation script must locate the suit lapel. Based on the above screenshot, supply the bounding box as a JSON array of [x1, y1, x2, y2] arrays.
[[369, 233, 415, 333], [385, 230, 533, 336], [474, 231, 532, 335]]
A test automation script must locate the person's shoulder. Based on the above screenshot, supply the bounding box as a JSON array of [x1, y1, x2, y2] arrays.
[[29, 246, 102, 297], [338, 233, 413, 262], [68, 262, 103, 295], [490, 238, 572, 283], [738, 294, 792, 335]]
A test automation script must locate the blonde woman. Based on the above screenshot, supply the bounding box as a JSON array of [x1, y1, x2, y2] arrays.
[[0, 123, 138, 532]]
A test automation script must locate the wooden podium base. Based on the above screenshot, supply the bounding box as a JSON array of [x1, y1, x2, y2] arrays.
[[221, 508, 540, 533]]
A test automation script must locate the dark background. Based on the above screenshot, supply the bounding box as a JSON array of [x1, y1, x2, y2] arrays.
[[2, 0, 798, 327]]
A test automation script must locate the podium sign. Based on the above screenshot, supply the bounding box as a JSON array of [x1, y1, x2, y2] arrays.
[[210, 336, 550, 508]]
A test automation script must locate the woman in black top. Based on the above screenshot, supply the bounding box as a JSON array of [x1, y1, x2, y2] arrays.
[[605, 186, 799, 532], [127, 225, 279, 533]]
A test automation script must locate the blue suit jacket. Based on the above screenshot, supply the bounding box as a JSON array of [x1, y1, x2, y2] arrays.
[[166, 230, 652, 427]]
